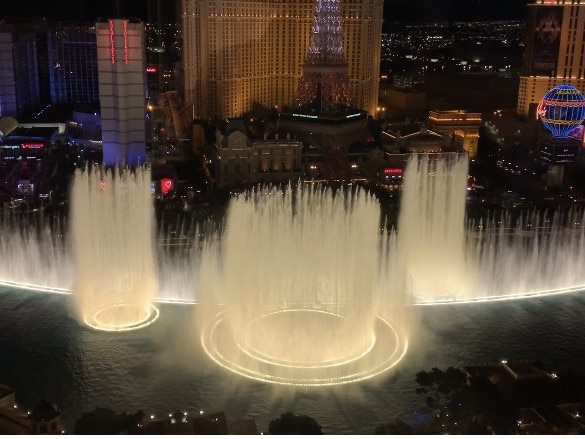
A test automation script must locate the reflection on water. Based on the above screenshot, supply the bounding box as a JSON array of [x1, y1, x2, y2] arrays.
[[1, 288, 585, 434]]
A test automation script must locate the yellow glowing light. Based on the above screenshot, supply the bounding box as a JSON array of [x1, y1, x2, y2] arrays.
[[83, 303, 160, 332], [201, 310, 409, 387], [233, 309, 377, 369]]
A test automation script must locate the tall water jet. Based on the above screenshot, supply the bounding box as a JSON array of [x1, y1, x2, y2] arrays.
[[397, 153, 469, 301], [465, 208, 585, 301], [199, 185, 409, 386], [70, 166, 159, 331]]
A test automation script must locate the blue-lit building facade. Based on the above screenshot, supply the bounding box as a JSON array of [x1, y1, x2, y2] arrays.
[[49, 23, 99, 105], [0, 19, 99, 119], [0, 18, 50, 119]]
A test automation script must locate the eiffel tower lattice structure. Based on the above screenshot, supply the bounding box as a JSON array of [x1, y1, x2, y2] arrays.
[[294, 0, 352, 115]]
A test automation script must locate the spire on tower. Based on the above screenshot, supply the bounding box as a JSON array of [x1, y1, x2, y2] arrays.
[[294, 0, 352, 115]]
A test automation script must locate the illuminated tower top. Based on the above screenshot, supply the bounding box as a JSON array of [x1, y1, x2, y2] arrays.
[[96, 19, 146, 167], [305, 0, 345, 66], [293, 0, 352, 115]]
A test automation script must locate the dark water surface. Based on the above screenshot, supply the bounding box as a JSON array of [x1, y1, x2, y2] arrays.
[[1, 288, 585, 434]]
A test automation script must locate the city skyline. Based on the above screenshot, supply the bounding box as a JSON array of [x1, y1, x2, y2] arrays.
[[0, 0, 527, 23]]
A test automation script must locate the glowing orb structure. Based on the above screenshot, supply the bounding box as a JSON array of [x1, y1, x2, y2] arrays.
[[201, 310, 408, 386], [537, 83, 585, 138], [70, 166, 158, 332]]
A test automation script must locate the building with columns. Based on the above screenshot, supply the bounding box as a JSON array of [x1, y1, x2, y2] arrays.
[[428, 110, 481, 159], [517, 0, 585, 119], [212, 121, 303, 188], [182, 0, 383, 120]]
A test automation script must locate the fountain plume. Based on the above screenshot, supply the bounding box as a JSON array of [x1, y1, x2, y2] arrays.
[[70, 166, 159, 331]]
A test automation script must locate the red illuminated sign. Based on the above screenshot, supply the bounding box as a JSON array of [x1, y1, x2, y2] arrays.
[[123, 20, 128, 64], [146, 67, 157, 73], [536, 100, 546, 120], [160, 178, 173, 195], [383, 168, 402, 175], [109, 20, 116, 64], [21, 143, 44, 149]]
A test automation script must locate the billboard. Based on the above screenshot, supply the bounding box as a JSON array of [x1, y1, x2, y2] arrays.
[[530, 6, 563, 76]]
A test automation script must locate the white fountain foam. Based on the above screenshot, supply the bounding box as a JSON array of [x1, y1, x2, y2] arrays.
[[70, 166, 159, 331], [397, 153, 469, 301], [0, 154, 584, 311], [197, 184, 409, 385]]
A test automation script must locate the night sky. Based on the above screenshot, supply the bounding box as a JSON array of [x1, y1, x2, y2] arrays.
[[385, 0, 527, 23], [0, 0, 528, 23]]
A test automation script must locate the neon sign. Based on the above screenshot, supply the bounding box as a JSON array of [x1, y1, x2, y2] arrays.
[[383, 168, 402, 175], [21, 143, 44, 149], [536, 99, 546, 120], [160, 178, 173, 195], [146, 67, 157, 73], [123, 20, 128, 64], [109, 20, 115, 64]]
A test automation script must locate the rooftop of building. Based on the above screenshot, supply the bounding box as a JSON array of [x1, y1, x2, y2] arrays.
[[135, 411, 257, 435], [7, 126, 59, 140], [0, 383, 14, 401]]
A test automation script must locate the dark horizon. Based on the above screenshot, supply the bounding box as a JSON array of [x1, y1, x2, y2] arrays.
[[0, 0, 527, 24], [384, 0, 527, 23], [0, 0, 177, 23]]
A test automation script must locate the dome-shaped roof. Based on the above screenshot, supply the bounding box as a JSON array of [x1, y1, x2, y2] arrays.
[[537, 84, 585, 137], [30, 399, 60, 422]]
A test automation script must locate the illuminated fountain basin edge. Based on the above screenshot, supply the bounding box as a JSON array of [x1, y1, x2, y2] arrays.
[[2, 153, 585, 384], [201, 308, 409, 387], [83, 303, 160, 332]]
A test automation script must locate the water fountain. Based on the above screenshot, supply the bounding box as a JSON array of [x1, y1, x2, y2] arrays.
[[197, 185, 410, 386], [0, 152, 585, 382], [397, 153, 469, 301], [69, 166, 159, 331]]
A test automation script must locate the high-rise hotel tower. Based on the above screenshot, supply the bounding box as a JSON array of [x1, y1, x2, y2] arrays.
[[96, 19, 147, 166], [182, 0, 383, 120], [518, 0, 585, 119]]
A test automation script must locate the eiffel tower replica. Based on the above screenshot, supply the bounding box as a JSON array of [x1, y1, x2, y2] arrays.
[[294, 0, 351, 115], [280, 0, 369, 180]]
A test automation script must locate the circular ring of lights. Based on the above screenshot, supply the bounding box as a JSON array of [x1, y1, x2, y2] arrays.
[[233, 309, 377, 369], [83, 303, 160, 332], [201, 309, 409, 387]]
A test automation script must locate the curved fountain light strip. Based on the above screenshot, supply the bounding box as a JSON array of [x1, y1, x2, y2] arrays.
[[233, 309, 377, 369], [83, 303, 160, 332], [2, 279, 585, 307], [0, 280, 71, 295], [1, 278, 585, 306], [415, 284, 585, 306], [201, 311, 409, 387]]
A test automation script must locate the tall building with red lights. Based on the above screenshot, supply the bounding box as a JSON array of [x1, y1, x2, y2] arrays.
[[96, 19, 147, 166], [517, 0, 585, 119]]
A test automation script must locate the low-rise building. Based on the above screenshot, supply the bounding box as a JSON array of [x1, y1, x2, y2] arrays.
[[213, 121, 303, 188], [428, 109, 481, 159], [0, 384, 62, 435]]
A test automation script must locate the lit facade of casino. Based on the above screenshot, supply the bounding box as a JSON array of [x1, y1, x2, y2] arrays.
[[182, 0, 384, 120], [517, 0, 585, 119]]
